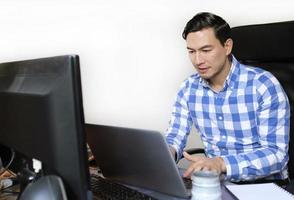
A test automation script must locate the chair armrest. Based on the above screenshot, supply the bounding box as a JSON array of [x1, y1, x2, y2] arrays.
[[185, 148, 205, 154], [181, 148, 205, 159]]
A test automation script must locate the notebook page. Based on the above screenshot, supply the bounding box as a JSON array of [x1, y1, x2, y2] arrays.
[[225, 183, 293, 200]]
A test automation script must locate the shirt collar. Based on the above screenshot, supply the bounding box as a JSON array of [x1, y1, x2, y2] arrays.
[[225, 55, 240, 89]]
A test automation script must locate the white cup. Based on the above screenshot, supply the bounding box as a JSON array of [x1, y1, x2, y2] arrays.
[[191, 170, 222, 200]]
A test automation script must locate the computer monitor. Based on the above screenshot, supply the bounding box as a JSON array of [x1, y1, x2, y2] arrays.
[[0, 55, 92, 200]]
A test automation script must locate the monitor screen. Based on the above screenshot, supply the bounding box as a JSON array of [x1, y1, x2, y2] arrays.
[[0, 55, 92, 200]]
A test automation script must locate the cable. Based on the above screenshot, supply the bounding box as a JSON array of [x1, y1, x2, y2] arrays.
[[0, 148, 15, 176], [0, 184, 20, 194]]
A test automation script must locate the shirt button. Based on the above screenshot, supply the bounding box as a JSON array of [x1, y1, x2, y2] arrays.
[[222, 135, 226, 139], [218, 116, 223, 120]]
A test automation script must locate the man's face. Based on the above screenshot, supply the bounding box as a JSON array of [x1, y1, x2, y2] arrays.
[[186, 28, 232, 84]]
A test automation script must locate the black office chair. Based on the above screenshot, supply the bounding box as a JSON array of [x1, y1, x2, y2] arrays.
[[184, 20, 294, 180]]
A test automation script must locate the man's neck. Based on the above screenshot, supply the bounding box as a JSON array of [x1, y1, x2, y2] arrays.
[[209, 58, 232, 92]]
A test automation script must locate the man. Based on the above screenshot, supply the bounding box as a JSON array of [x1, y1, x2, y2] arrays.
[[165, 12, 290, 182]]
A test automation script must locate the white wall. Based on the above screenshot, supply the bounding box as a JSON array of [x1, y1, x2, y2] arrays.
[[1, 0, 294, 150]]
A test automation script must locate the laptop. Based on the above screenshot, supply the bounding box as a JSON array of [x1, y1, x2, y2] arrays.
[[86, 123, 191, 199]]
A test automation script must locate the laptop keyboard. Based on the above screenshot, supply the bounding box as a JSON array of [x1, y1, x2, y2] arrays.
[[90, 173, 192, 200], [183, 177, 192, 190], [90, 174, 157, 200]]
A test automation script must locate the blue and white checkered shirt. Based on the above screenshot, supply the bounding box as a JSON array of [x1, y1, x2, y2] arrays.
[[165, 56, 290, 181]]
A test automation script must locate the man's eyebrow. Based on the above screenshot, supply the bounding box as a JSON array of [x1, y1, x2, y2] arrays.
[[186, 45, 213, 51], [200, 45, 213, 49], [186, 47, 195, 51]]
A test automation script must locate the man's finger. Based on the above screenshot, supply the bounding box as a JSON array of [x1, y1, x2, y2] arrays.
[[183, 165, 195, 178], [183, 151, 202, 161]]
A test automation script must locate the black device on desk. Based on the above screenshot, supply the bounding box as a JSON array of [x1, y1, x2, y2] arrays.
[[0, 55, 92, 200]]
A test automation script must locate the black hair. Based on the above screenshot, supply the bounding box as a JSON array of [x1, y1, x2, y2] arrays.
[[182, 12, 231, 46]]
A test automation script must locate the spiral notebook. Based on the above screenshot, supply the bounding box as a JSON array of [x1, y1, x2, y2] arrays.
[[226, 183, 293, 200]]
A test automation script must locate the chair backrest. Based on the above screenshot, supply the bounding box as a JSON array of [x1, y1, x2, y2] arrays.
[[231, 21, 294, 180]]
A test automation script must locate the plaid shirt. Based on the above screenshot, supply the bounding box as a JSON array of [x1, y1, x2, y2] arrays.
[[165, 56, 290, 181]]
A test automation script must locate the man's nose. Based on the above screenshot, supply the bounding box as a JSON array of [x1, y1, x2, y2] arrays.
[[193, 52, 203, 65]]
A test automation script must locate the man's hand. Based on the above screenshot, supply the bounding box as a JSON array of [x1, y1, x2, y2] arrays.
[[183, 151, 226, 178]]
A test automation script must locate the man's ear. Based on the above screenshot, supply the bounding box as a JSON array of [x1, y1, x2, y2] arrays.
[[224, 38, 233, 56]]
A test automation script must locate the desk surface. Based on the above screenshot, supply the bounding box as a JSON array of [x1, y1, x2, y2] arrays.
[[1, 178, 293, 200], [0, 184, 235, 200]]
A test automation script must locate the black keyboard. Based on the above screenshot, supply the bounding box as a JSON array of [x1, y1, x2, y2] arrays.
[[90, 174, 157, 200]]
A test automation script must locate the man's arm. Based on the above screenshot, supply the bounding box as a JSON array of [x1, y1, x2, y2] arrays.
[[223, 74, 290, 181], [165, 79, 193, 162]]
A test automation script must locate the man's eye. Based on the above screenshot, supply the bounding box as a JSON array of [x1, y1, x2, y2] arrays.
[[202, 49, 212, 53], [188, 50, 195, 54]]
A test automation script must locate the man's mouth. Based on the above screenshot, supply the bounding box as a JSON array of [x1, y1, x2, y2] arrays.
[[198, 66, 209, 74]]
